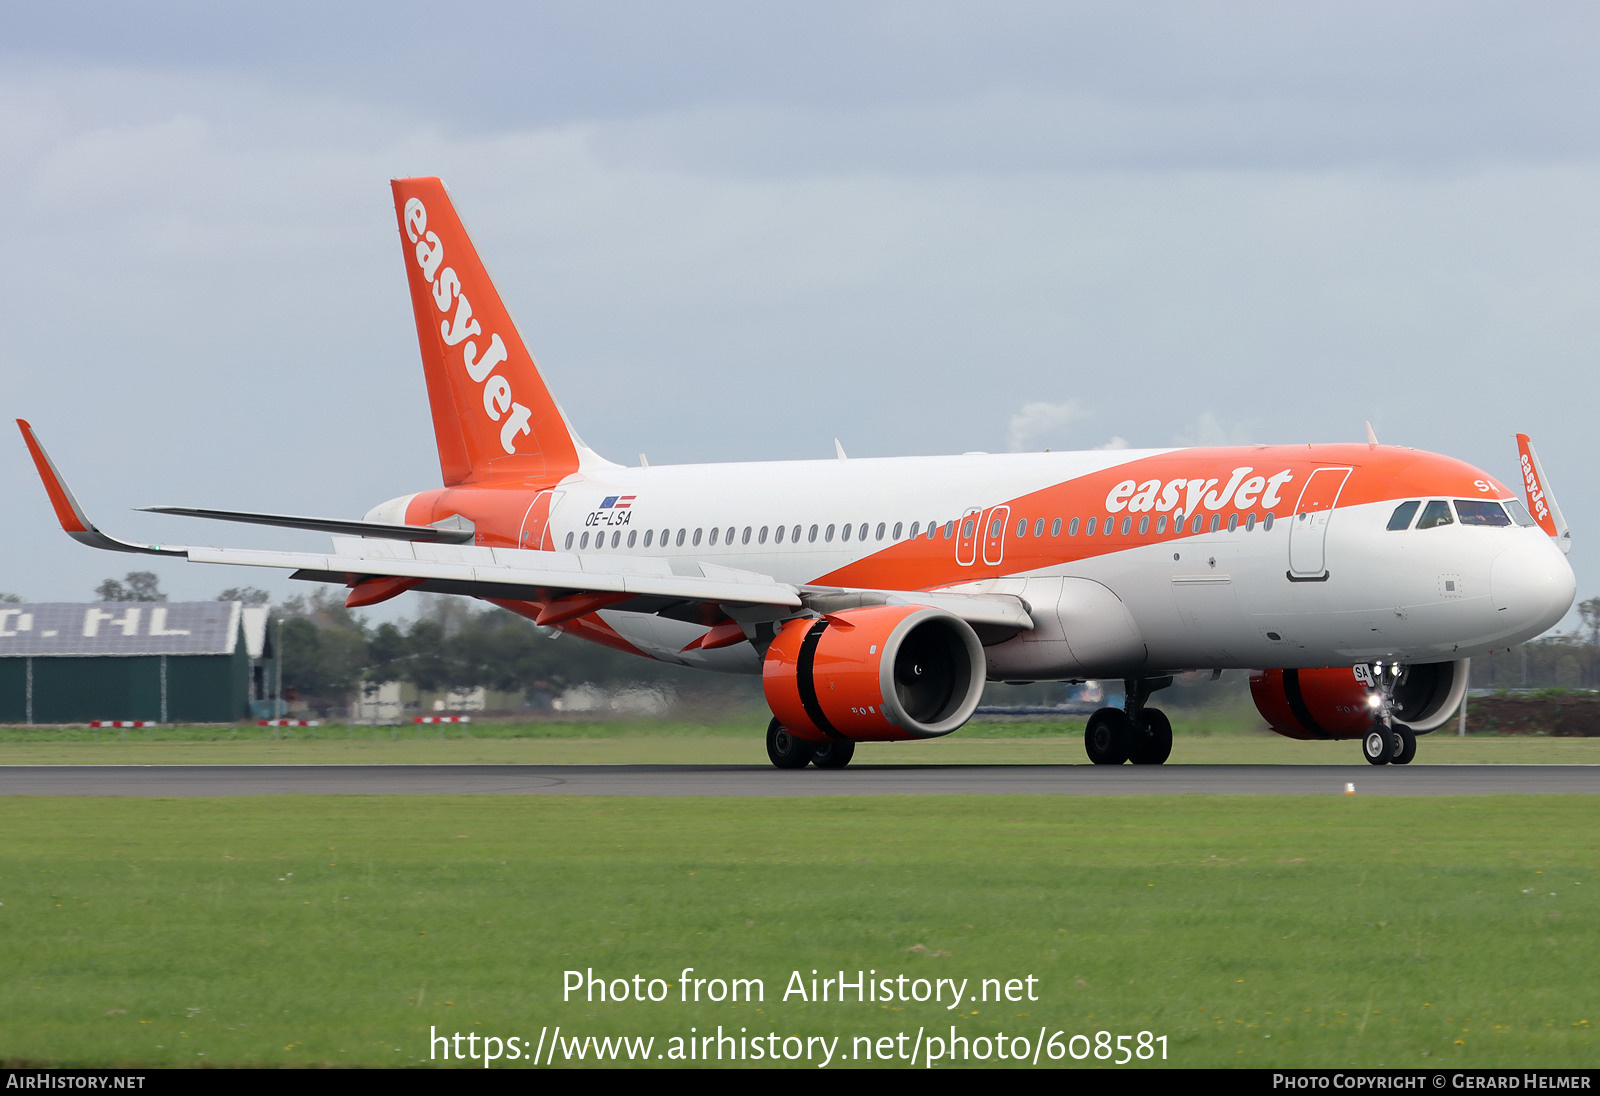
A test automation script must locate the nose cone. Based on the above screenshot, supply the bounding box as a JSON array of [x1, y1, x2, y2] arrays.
[[1490, 537, 1577, 640]]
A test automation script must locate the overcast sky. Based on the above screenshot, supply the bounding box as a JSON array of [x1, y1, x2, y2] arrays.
[[3, 2, 1595, 624]]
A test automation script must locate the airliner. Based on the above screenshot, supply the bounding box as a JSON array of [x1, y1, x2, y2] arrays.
[[18, 177, 1577, 769]]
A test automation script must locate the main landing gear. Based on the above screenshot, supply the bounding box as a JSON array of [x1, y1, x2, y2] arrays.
[[1085, 676, 1174, 765], [766, 719, 855, 770]]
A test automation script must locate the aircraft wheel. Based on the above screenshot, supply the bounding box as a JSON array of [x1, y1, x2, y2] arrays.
[[1362, 726, 1393, 766], [1130, 708, 1173, 765], [811, 739, 856, 769], [1085, 708, 1135, 765], [1392, 725, 1417, 765], [766, 719, 816, 770]]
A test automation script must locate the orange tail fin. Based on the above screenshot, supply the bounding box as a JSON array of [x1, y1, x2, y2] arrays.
[[392, 177, 602, 486]]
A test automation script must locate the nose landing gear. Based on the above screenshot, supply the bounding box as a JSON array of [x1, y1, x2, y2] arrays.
[[1358, 662, 1417, 766]]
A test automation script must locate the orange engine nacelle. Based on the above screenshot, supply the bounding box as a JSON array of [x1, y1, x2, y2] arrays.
[[763, 606, 986, 743], [1250, 660, 1471, 740], [1249, 668, 1382, 741]]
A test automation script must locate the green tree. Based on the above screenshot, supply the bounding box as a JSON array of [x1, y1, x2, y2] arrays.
[[366, 622, 408, 685], [95, 571, 166, 602], [217, 586, 271, 607]]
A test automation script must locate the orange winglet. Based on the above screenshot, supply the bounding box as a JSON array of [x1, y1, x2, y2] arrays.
[[680, 619, 748, 652], [17, 419, 91, 534], [534, 592, 631, 626], [345, 575, 425, 609]]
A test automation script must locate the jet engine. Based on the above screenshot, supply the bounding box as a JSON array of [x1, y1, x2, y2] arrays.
[[762, 606, 986, 742], [1249, 659, 1470, 740]]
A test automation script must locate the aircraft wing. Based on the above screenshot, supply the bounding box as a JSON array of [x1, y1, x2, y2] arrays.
[[18, 419, 1032, 635]]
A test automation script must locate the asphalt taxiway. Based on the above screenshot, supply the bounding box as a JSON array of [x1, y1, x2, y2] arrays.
[[0, 764, 1594, 797]]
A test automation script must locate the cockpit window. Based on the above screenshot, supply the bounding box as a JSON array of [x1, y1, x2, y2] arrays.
[[1387, 500, 1420, 531], [1416, 500, 1454, 530], [1504, 499, 1538, 528], [1454, 499, 1512, 527]]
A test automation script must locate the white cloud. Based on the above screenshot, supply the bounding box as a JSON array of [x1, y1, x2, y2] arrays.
[[1006, 399, 1089, 452], [1173, 412, 1253, 448]]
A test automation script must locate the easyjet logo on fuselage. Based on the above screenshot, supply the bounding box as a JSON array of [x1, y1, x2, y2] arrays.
[[1103, 466, 1294, 517], [403, 197, 533, 456]]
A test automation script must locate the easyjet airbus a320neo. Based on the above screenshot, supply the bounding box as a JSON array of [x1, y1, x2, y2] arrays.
[[19, 177, 1578, 768]]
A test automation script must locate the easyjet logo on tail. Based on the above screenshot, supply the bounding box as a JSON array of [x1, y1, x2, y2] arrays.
[[1516, 433, 1558, 535], [403, 197, 532, 456]]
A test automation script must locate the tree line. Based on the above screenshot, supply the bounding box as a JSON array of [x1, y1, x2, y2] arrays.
[[8, 573, 1597, 710]]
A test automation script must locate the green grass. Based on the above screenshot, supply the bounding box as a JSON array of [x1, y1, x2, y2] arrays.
[[0, 796, 1594, 1068], [1, 727, 1597, 766]]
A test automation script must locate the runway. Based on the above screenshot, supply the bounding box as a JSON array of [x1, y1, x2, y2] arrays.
[[0, 763, 1594, 797]]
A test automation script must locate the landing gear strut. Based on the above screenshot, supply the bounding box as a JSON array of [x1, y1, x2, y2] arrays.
[[1357, 661, 1419, 766], [1085, 676, 1174, 766]]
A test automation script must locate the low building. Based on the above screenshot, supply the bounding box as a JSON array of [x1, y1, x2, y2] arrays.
[[0, 602, 275, 724]]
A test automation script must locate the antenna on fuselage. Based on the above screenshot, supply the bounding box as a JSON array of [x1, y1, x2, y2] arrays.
[[1364, 421, 1379, 448]]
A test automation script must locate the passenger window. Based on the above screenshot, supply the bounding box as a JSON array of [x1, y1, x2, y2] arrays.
[[825, 524, 835, 542], [1209, 514, 1220, 533], [1245, 514, 1256, 532], [1227, 514, 1238, 533], [943, 521, 955, 539], [580, 532, 589, 549], [611, 531, 620, 548], [1416, 500, 1453, 530], [1015, 518, 1026, 537], [742, 526, 752, 545], [889, 522, 899, 539], [1138, 515, 1149, 535], [692, 528, 703, 546], [1387, 500, 1420, 531], [858, 523, 867, 541], [758, 526, 767, 544], [1454, 500, 1512, 527], [909, 522, 920, 538], [643, 530, 654, 548], [627, 530, 637, 548], [1263, 513, 1275, 531], [676, 529, 686, 547], [1051, 518, 1062, 537], [565, 532, 575, 550], [725, 527, 734, 544], [1191, 514, 1203, 534], [808, 524, 819, 543], [1068, 517, 1080, 537], [877, 523, 887, 540], [709, 527, 720, 546], [841, 523, 852, 542], [1034, 518, 1045, 538], [1086, 517, 1097, 536]]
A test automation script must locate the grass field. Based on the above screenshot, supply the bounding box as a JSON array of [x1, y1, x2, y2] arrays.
[[0, 795, 1594, 1068], [1, 723, 1597, 766]]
